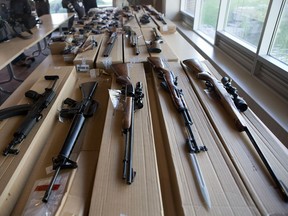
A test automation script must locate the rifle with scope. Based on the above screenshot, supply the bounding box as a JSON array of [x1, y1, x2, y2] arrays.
[[42, 81, 99, 203], [111, 63, 144, 184], [0, 75, 59, 156], [182, 58, 288, 201], [147, 57, 211, 208]]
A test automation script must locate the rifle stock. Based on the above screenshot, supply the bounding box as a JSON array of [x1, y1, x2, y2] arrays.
[[148, 57, 185, 112], [182, 58, 246, 131]]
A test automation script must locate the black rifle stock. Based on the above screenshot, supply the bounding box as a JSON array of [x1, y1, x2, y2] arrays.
[[42, 81, 98, 203], [0, 75, 59, 156], [111, 63, 144, 184], [182, 58, 288, 201]]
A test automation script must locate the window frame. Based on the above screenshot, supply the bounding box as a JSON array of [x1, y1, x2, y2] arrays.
[[179, 0, 288, 101]]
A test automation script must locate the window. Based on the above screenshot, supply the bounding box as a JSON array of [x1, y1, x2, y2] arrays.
[[98, 0, 113, 7], [49, 0, 67, 14], [196, 0, 220, 40], [224, 0, 269, 47], [182, 0, 196, 16], [270, 2, 288, 64], [180, 0, 288, 101]]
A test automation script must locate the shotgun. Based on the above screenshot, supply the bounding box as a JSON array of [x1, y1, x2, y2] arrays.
[[182, 58, 288, 201], [111, 63, 144, 184], [103, 31, 117, 57]]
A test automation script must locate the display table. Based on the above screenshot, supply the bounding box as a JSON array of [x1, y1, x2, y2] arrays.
[[0, 13, 73, 70]]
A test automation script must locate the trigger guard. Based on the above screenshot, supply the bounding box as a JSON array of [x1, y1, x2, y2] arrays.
[[84, 100, 98, 117]]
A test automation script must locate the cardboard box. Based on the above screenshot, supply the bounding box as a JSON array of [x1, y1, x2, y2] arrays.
[[96, 31, 123, 69], [49, 42, 67, 55], [123, 27, 150, 63], [11, 70, 112, 215], [73, 34, 104, 72], [0, 66, 74, 216], [141, 27, 178, 62], [149, 61, 261, 215], [88, 63, 163, 215]]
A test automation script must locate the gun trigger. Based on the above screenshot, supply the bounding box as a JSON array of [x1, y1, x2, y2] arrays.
[[84, 100, 98, 117], [205, 81, 214, 92], [160, 82, 169, 92]]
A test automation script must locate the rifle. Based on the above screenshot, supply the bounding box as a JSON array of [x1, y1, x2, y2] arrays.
[[147, 57, 211, 208], [147, 27, 163, 53], [103, 31, 117, 57], [111, 63, 144, 184], [182, 58, 288, 201], [0, 75, 59, 156], [42, 81, 99, 203]]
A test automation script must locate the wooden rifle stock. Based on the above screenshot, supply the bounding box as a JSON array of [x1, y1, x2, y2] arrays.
[[182, 58, 246, 131], [182, 58, 288, 201], [148, 57, 185, 111]]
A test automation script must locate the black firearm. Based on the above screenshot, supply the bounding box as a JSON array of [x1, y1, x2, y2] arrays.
[[103, 31, 117, 57], [123, 26, 140, 55], [0, 75, 59, 156], [148, 57, 211, 208], [147, 27, 163, 53], [182, 58, 288, 201], [42, 81, 98, 203], [111, 63, 144, 184]]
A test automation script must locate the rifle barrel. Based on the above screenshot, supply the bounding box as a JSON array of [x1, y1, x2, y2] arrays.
[[244, 128, 288, 201]]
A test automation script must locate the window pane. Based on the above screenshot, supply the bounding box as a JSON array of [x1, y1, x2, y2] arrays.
[[270, 2, 288, 65], [49, 0, 67, 13], [97, 0, 112, 7], [182, 0, 196, 16], [224, 0, 269, 47], [198, 0, 220, 39]]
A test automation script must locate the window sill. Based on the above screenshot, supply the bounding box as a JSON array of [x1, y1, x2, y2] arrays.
[[174, 21, 288, 147]]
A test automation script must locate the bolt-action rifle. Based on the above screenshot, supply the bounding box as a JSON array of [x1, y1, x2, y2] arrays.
[[147, 27, 163, 53], [182, 58, 288, 201], [103, 31, 118, 57], [42, 81, 98, 203], [111, 63, 144, 184], [0, 75, 59, 156], [147, 57, 211, 208]]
